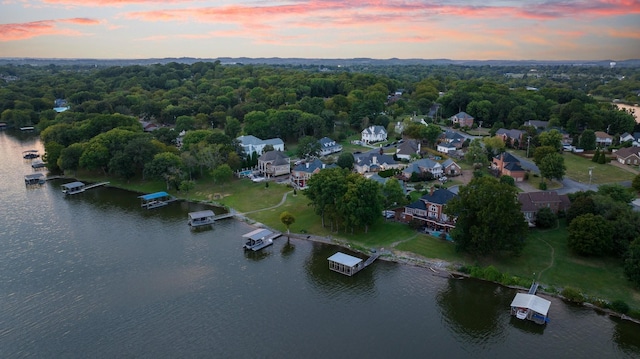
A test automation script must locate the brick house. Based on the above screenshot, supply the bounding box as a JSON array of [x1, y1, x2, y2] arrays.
[[450, 111, 474, 128], [496, 128, 525, 148], [402, 187, 457, 232], [492, 152, 526, 182], [518, 191, 570, 226], [290, 158, 336, 189], [614, 147, 640, 166]]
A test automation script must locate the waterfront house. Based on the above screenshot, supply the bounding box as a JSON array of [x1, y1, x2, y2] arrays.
[[402, 187, 457, 232], [492, 152, 526, 182], [258, 150, 290, 177], [237, 135, 285, 156], [290, 158, 336, 189], [361, 125, 387, 144], [518, 191, 570, 226]]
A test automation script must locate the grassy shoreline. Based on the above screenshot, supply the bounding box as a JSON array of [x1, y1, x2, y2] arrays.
[[69, 171, 640, 315]]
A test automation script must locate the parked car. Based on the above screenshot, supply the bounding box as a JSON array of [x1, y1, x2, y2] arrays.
[[382, 210, 395, 219]]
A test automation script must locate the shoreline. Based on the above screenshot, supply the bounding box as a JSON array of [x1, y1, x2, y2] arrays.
[[58, 174, 640, 324]]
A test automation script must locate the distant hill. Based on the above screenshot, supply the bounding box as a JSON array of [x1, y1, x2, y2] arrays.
[[1, 57, 639, 68]]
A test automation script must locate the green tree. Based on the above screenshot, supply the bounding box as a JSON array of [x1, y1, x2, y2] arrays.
[[624, 239, 640, 287], [211, 164, 234, 184], [296, 136, 321, 159], [482, 136, 506, 160], [464, 139, 488, 167], [179, 180, 195, 199], [499, 175, 515, 186], [535, 207, 557, 229], [538, 129, 563, 152], [539, 152, 566, 182], [144, 152, 183, 189], [382, 178, 406, 208], [57, 143, 85, 174], [579, 129, 596, 151], [592, 148, 601, 163], [336, 152, 355, 170], [280, 211, 296, 237], [598, 183, 635, 203], [567, 213, 612, 256], [566, 195, 597, 225], [224, 117, 241, 138], [632, 174, 640, 193], [532, 145, 557, 167], [43, 141, 64, 172], [444, 176, 528, 256]]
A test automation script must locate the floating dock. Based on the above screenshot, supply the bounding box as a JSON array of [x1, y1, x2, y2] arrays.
[[61, 181, 109, 195]]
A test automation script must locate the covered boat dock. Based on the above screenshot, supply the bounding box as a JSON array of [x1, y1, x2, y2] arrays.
[[242, 228, 280, 251], [188, 210, 215, 227], [24, 173, 45, 185], [138, 191, 176, 209], [510, 293, 551, 325], [328, 252, 364, 276], [61, 181, 86, 195]]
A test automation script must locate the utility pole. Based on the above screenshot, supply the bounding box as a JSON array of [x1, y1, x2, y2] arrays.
[[527, 136, 531, 158], [588, 167, 594, 189]]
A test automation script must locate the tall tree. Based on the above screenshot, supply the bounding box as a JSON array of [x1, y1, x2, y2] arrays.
[[296, 136, 321, 159], [538, 129, 563, 152], [382, 178, 406, 208], [624, 239, 640, 287], [444, 176, 528, 256], [579, 129, 596, 151], [464, 139, 488, 167], [336, 152, 355, 170], [538, 152, 566, 182], [280, 211, 296, 238], [567, 213, 612, 256]]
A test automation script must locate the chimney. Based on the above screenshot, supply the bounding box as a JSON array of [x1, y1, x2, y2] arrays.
[[306, 162, 309, 169], [430, 186, 435, 195]]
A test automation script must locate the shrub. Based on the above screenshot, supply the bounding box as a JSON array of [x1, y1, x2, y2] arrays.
[[561, 287, 584, 303], [483, 265, 503, 282], [610, 300, 630, 314], [535, 207, 557, 228], [538, 181, 547, 190]]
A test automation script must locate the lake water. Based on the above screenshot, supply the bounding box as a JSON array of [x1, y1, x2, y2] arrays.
[[1, 130, 640, 358]]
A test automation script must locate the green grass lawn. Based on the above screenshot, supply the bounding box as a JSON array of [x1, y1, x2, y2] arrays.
[[395, 234, 463, 263]]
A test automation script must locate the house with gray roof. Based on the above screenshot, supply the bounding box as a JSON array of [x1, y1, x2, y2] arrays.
[[441, 158, 462, 177], [257, 150, 290, 177], [496, 128, 525, 148], [318, 137, 342, 156], [354, 153, 400, 174], [396, 140, 420, 160], [614, 147, 640, 166], [403, 187, 457, 232], [237, 135, 285, 156], [620, 132, 640, 147], [518, 191, 570, 227], [492, 152, 526, 181], [361, 125, 388, 144], [290, 158, 336, 189], [402, 158, 443, 179]]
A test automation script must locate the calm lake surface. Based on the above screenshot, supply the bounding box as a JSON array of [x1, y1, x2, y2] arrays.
[[1, 130, 640, 358]]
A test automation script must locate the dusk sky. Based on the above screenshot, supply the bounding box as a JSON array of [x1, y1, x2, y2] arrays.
[[1, 0, 640, 60]]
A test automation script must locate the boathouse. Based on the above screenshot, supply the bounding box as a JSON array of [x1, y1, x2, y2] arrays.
[[61, 181, 86, 195], [510, 293, 551, 325], [24, 173, 45, 185], [138, 191, 176, 209], [242, 228, 277, 251], [188, 210, 215, 227], [328, 252, 364, 276]]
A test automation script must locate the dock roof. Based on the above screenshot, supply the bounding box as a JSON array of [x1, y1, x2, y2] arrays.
[[61, 181, 85, 189], [242, 228, 273, 240], [328, 252, 363, 267], [188, 210, 214, 219], [138, 191, 171, 200], [510, 293, 551, 316]]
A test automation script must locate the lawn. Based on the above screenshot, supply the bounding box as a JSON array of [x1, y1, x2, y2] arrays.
[[395, 234, 463, 263], [477, 221, 640, 310], [562, 152, 635, 184]]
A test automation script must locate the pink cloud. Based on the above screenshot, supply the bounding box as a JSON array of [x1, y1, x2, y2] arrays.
[[0, 18, 99, 41], [42, 0, 195, 6]]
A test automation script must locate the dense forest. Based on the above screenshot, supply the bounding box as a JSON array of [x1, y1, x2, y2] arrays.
[[1, 61, 639, 186]]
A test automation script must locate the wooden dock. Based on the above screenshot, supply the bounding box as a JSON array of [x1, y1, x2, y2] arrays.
[[362, 253, 380, 268], [84, 182, 110, 190], [528, 282, 539, 295], [211, 209, 238, 221]]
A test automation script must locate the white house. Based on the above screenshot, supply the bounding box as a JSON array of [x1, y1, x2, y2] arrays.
[[402, 158, 443, 179], [354, 153, 400, 174], [620, 132, 640, 147], [396, 140, 420, 160], [437, 142, 457, 154], [594, 131, 613, 148], [237, 135, 285, 156], [361, 125, 388, 144], [318, 137, 342, 156]]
